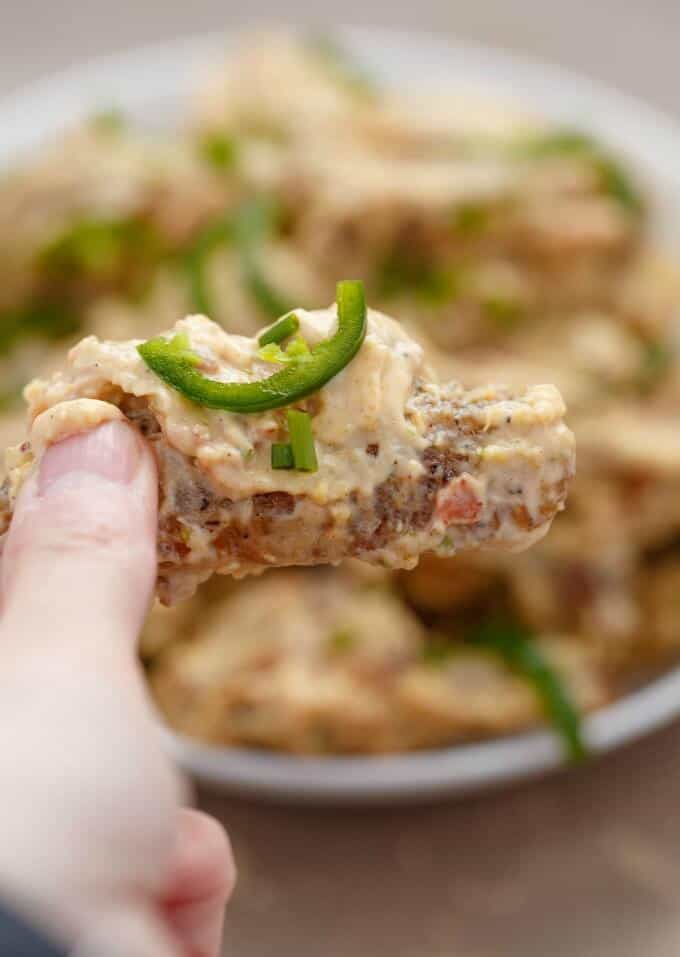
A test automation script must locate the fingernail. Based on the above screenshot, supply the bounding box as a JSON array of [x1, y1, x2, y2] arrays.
[[39, 421, 140, 496]]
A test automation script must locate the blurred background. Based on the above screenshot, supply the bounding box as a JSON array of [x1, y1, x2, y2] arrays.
[[3, 2, 680, 956], [1, 0, 678, 119]]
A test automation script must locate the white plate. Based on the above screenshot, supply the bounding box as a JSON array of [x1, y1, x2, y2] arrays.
[[3, 27, 680, 803]]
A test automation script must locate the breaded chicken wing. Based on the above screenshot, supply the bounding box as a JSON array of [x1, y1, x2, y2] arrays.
[[0, 298, 574, 603]]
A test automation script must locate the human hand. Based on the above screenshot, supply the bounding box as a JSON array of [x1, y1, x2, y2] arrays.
[[0, 421, 235, 956]]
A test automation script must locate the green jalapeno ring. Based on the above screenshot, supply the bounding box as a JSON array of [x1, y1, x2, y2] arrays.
[[138, 279, 367, 414]]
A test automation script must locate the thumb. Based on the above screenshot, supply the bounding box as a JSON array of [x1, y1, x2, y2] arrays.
[[1, 421, 158, 649]]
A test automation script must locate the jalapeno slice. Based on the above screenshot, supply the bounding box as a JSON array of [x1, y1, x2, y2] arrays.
[[138, 279, 367, 414]]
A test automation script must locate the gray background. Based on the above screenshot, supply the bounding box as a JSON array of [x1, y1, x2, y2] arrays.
[[1, 0, 679, 120], [3, 2, 680, 955]]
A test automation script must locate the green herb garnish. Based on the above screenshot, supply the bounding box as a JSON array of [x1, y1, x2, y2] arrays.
[[257, 334, 311, 365], [594, 155, 643, 215], [483, 296, 525, 329], [379, 252, 460, 306], [518, 130, 595, 158], [452, 202, 490, 237], [328, 629, 355, 654], [89, 109, 126, 134], [258, 312, 300, 347], [40, 218, 161, 289], [184, 215, 233, 317], [518, 128, 642, 215], [638, 340, 673, 392], [469, 618, 587, 763], [234, 199, 296, 318], [199, 133, 239, 171], [306, 35, 377, 99], [271, 442, 294, 469], [287, 409, 318, 472], [162, 331, 202, 366], [184, 198, 294, 320], [0, 301, 80, 357]]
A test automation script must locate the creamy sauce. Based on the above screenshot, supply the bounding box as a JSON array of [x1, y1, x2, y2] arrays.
[[21, 306, 428, 504]]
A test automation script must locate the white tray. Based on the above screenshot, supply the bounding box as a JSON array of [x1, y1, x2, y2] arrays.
[[4, 27, 680, 802]]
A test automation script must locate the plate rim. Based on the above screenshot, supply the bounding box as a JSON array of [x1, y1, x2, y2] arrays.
[[3, 26, 680, 802]]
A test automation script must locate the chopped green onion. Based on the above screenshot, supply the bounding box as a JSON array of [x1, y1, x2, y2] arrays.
[[470, 618, 586, 763], [257, 342, 288, 364], [233, 200, 295, 316], [483, 296, 524, 328], [452, 202, 490, 236], [517, 129, 642, 215], [184, 199, 295, 320], [306, 34, 377, 99], [257, 334, 310, 365], [284, 335, 311, 360], [271, 442, 294, 469], [162, 332, 202, 367], [0, 301, 80, 356], [40, 218, 162, 289], [89, 109, 126, 134], [287, 409, 318, 472], [243, 256, 295, 319], [518, 129, 595, 158], [379, 252, 460, 305], [639, 339, 673, 392], [258, 313, 300, 347], [594, 155, 643, 215], [328, 629, 355, 653], [184, 215, 233, 317], [199, 133, 238, 171], [0, 386, 24, 412]]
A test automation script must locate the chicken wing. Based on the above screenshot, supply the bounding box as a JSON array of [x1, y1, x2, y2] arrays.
[[0, 302, 574, 603]]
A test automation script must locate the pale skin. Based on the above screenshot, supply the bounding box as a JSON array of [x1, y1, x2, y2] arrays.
[[0, 421, 235, 956]]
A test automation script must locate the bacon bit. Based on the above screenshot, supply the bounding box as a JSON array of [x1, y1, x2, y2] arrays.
[[511, 504, 533, 530], [365, 443, 379, 457], [435, 475, 484, 525]]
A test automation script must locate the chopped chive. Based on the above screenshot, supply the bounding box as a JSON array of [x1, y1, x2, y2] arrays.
[[593, 156, 642, 215], [163, 332, 202, 366], [199, 133, 238, 171], [0, 301, 80, 357], [328, 629, 355, 654], [184, 215, 233, 318], [184, 199, 295, 320], [287, 409, 318, 472], [257, 334, 310, 365], [379, 252, 460, 305], [271, 442, 294, 469], [233, 198, 295, 318], [483, 296, 524, 328], [89, 109, 126, 134], [516, 129, 643, 216], [638, 339, 673, 392], [283, 334, 311, 360], [258, 312, 300, 347], [243, 255, 295, 319], [518, 129, 595, 158], [306, 34, 377, 99], [452, 202, 490, 236], [257, 342, 288, 364]]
